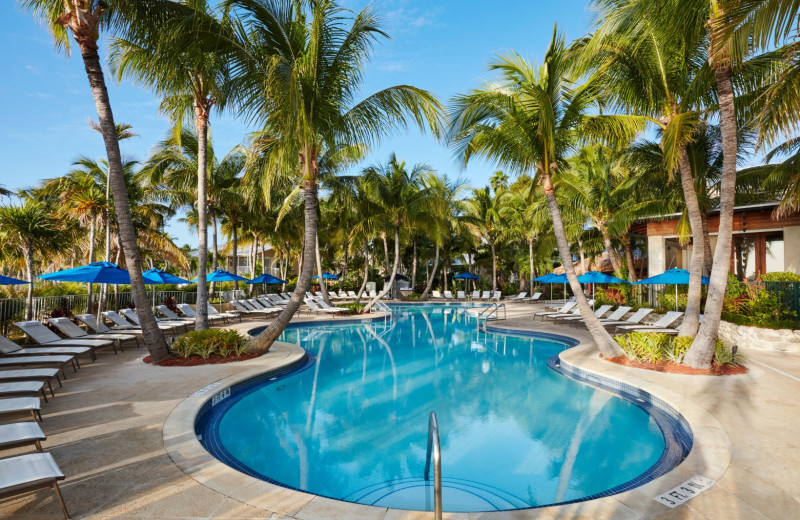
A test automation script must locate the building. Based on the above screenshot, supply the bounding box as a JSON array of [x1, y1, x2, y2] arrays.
[[631, 202, 800, 279], [223, 245, 285, 278]]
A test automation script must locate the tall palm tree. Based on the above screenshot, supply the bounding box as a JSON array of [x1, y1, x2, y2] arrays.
[[466, 186, 509, 291], [0, 202, 63, 320], [224, 0, 444, 352], [355, 154, 436, 311], [448, 28, 643, 358], [20, 0, 170, 361], [110, 0, 232, 330]]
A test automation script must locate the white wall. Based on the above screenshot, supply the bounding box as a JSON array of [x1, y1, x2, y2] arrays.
[[784, 226, 800, 274], [648, 235, 665, 276]]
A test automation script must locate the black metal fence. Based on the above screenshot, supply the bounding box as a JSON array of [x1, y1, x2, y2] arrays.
[[760, 281, 800, 319]]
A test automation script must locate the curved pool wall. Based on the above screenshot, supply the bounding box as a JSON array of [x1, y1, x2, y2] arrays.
[[194, 305, 693, 512]]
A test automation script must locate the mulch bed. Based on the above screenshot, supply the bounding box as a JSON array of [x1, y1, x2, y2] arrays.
[[143, 353, 261, 367], [603, 356, 748, 376]]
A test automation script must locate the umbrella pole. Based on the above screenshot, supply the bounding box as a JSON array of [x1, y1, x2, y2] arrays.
[[675, 284, 678, 312]]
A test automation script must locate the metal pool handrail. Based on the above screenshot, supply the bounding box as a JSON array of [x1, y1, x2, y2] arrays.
[[475, 303, 506, 321], [424, 411, 443, 520]]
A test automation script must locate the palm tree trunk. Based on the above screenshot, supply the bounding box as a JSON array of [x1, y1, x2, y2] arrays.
[[685, 62, 738, 368], [87, 218, 96, 313], [411, 240, 417, 291], [601, 229, 623, 277], [248, 238, 255, 296], [529, 237, 535, 288], [78, 40, 169, 361], [249, 152, 319, 354], [315, 234, 332, 305], [700, 212, 713, 275], [421, 245, 440, 300], [578, 238, 586, 275], [232, 224, 238, 291], [356, 242, 369, 304], [343, 236, 349, 281], [101, 174, 111, 312], [23, 244, 34, 321], [541, 171, 622, 357], [677, 150, 705, 337], [491, 240, 497, 291], [382, 232, 390, 274], [365, 226, 400, 311], [194, 109, 210, 331], [622, 233, 637, 283]]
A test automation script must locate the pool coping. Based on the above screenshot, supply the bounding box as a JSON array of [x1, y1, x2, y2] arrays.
[[163, 319, 732, 519]]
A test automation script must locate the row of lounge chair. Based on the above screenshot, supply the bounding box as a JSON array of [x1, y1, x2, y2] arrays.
[[534, 300, 686, 334]]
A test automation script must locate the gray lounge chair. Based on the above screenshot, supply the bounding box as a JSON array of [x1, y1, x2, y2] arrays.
[[0, 334, 92, 367], [553, 304, 613, 325], [0, 355, 75, 376], [0, 422, 46, 452], [0, 452, 69, 519], [614, 311, 684, 335], [0, 397, 42, 422], [565, 306, 631, 327], [0, 369, 61, 397], [46, 317, 138, 353], [534, 301, 577, 320], [13, 320, 116, 356], [231, 300, 271, 318], [170, 305, 226, 325], [155, 305, 193, 322], [74, 314, 143, 346], [204, 303, 239, 322], [0, 381, 48, 402], [120, 309, 187, 333]]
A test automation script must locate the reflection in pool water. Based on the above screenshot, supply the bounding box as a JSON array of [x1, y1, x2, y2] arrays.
[[214, 305, 666, 512]]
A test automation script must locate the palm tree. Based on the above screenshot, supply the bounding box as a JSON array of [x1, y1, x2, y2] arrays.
[[355, 154, 436, 311], [501, 175, 553, 286], [448, 28, 643, 358], [110, 0, 232, 330], [224, 0, 444, 352], [20, 0, 170, 361], [0, 201, 63, 319], [466, 186, 509, 292]]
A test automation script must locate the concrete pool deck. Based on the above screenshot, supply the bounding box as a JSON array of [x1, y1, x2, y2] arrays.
[[1, 303, 799, 519]]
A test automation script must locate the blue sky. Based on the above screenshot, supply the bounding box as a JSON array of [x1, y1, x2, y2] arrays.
[[1, 0, 595, 247]]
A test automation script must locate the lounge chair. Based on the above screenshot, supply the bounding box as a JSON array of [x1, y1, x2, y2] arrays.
[[46, 317, 138, 353], [118, 309, 186, 334], [204, 303, 240, 323], [457, 290, 466, 300], [155, 305, 193, 322], [443, 291, 455, 300], [431, 291, 444, 299], [553, 304, 613, 325], [0, 355, 76, 376], [1, 334, 93, 366], [491, 291, 502, 301], [470, 290, 481, 300], [231, 300, 273, 318], [564, 306, 630, 327], [597, 308, 654, 329], [369, 290, 378, 298], [614, 311, 684, 335], [74, 314, 144, 345], [314, 297, 349, 312], [14, 320, 116, 356], [0, 369, 60, 397], [545, 296, 576, 311], [304, 298, 345, 315], [523, 292, 543, 303], [347, 291, 358, 298], [0, 397, 42, 422], [534, 300, 577, 321], [0, 452, 69, 519], [0, 381, 48, 402], [480, 291, 491, 300], [0, 422, 46, 452], [267, 294, 288, 305], [172, 305, 227, 325], [508, 292, 528, 301], [247, 299, 281, 314], [544, 306, 581, 322]]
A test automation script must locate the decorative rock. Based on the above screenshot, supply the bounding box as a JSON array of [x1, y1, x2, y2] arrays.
[[718, 321, 800, 352]]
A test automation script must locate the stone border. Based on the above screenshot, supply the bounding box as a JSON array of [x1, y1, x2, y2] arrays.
[[718, 319, 800, 352], [163, 321, 732, 519]]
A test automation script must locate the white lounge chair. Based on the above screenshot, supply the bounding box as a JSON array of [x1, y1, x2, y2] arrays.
[[614, 311, 684, 335], [0, 452, 69, 519], [443, 291, 455, 300], [0, 381, 48, 402], [171, 305, 227, 325], [598, 308, 654, 329], [523, 292, 543, 303], [553, 304, 613, 325], [0, 369, 61, 398], [480, 291, 491, 300], [14, 320, 116, 355], [564, 306, 630, 326], [247, 299, 281, 314], [508, 292, 528, 301], [74, 314, 145, 344], [534, 301, 577, 321], [304, 298, 346, 315], [470, 290, 480, 300], [491, 291, 502, 301], [314, 297, 349, 312], [0, 421, 46, 452], [204, 303, 239, 322], [117, 310, 185, 334], [545, 296, 576, 311], [0, 397, 42, 422], [431, 291, 444, 299], [1, 333, 92, 366], [46, 317, 138, 352], [457, 290, 466, 300], [155, 305, 193, 322]]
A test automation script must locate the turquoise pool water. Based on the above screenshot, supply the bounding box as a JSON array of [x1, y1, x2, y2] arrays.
[[209, 304, 668, 512]]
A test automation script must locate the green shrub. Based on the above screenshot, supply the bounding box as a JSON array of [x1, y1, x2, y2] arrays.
[[406, 293, 421, 301], [655, 292, 688, 313], [172, 329, 248, 359], [721, 312, 800, 330], [759, 272, 800, 282], [614, 332, 744, 366], [342, 302, 366, 315]]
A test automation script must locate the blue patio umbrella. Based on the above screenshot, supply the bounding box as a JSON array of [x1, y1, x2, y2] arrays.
[[633, 268, 709, 311], [0, 274, 30, 285], [453, 272, 480, 280], [194, 269, 250, 283], [532, 272, 568, 301], [39, 261, 134, 284], [247, 273, 287, 285], [578, 271, 630, 284], [312, 272, 339, 280], [142, 268, 191, 285]]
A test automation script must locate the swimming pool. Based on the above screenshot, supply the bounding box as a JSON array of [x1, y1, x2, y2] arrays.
[[195, 304, 691, 512]]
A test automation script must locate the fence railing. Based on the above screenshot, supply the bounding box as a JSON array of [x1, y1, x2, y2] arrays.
[[760, 281, 800, 319]]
